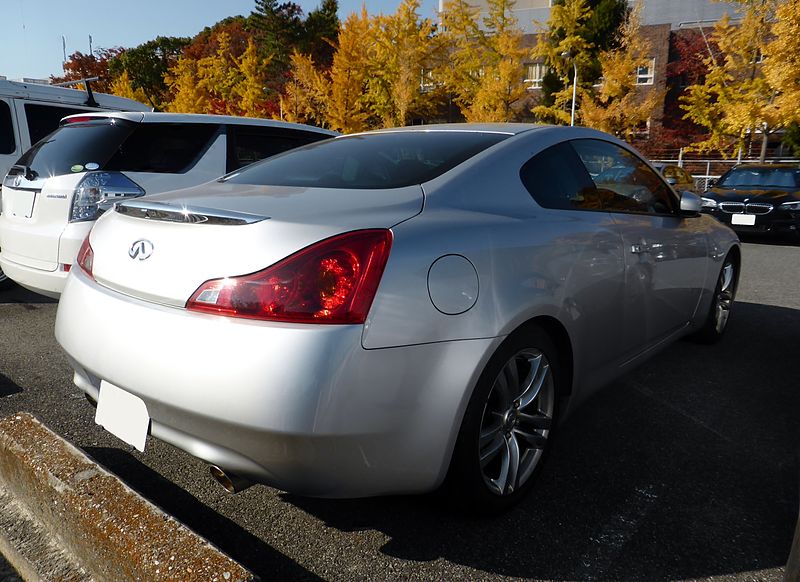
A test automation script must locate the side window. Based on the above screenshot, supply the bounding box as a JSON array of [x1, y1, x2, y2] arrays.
[[24, 104, 92, 145], [519, 142, 598, 210], [571, 139, 677, 215], [105, 123, 219, 173], [226, 126, 329, 172], [0, 100, 15, 154]]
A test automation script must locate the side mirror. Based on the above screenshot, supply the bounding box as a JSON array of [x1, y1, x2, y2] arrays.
[[679, 191, 702, 216]]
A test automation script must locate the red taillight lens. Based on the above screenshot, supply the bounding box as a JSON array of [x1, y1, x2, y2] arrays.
[[186, 229, 393, 324], [76, 236, 94, 278], [61, 115, 98, 125]]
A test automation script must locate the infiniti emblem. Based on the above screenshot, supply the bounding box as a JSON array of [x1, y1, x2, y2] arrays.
[[13, 175, 21, 188], [128, 239, 154, 261]]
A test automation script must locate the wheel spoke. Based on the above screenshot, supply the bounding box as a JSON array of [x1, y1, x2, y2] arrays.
[[720, 263, 734, 293], [518, 412, 552, 430], [479, 432, 504, 468], [517, 355, 549, 410], [513, 427, 548, 449], [494, 366, 515, 410], [479, 422, 502, 449], [492, 434, 521, 495]]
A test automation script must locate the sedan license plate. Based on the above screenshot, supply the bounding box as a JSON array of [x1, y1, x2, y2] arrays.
[[731, 214, 756, 226], [95, 381, 150, 452]]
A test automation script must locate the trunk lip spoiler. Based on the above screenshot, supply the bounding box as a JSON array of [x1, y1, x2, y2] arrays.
[[115, 200, 268, 225]]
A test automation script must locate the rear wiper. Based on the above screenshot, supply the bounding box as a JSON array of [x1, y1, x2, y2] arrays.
[[8, 164, 38, 181]]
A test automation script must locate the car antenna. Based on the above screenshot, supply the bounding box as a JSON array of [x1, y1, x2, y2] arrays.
[[51, 76, 100, 108]]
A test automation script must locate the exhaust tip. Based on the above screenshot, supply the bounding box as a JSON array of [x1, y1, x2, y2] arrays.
[[209, 465, 252, 494]]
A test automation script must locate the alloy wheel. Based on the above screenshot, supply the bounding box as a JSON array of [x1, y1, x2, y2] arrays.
[[478, 349, 555, 496], [715, 261, 735, 334]]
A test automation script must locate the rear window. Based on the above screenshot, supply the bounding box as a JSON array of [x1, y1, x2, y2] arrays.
[[221, 131, 510, 189], [15, 120, 219, 179], [16, 119, 135, 179], [718, 167, 800, 189]]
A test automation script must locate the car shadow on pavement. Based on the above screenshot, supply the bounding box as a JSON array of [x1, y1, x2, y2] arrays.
[[286, 300, 800, 581], [0, 284, 56, 305], [83, 447, 324, 581], [0, 375, 22, 397]]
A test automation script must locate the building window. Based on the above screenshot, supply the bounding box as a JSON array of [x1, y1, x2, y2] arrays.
[[525, 63, 547, 90], [636, 58, 655, 85]]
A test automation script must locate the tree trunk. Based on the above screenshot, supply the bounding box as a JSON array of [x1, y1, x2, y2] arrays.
[[759, 125, 769, 163]]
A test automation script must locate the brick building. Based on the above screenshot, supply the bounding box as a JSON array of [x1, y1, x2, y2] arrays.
[[443, 1, 743, 140]]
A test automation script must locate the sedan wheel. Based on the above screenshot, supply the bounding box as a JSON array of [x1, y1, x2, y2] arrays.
[[479, 349, 555, 496], [714, 261, 735, 335], [692, 253, 737, 344], [446, 325, 561, 512]]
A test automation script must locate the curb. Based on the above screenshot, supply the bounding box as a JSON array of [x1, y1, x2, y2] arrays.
[[0, 412, 257, 582]]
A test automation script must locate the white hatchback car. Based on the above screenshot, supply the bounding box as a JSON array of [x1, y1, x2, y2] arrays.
[[0, 112, 335, 297]]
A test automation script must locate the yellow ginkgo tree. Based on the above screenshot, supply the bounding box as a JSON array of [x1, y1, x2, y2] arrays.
[[368, 0, 437, 127], [763, 0, 800, 127], [439, 0, 529, 122], [680, 0, 785, 161], [531, 0, 595, 124], [580, 2, 661, 139]]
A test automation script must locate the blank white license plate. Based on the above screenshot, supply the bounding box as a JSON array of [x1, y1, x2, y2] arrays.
[[731, 214, 756, 226], [6, 190, 36, 218], [95, 381, 150, 452]]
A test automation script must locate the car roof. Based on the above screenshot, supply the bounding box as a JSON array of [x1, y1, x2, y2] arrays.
[[61, 111, 338, 135], [348, 123, 547, 137], [0, 78, 151, 112]]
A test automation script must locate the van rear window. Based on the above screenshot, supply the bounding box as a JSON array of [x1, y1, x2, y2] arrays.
[[14, 120, 219, 179], [16, 119, 135, 179]]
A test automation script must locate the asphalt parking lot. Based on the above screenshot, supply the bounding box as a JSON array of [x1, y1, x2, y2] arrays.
[[0, 236, 798, 582]]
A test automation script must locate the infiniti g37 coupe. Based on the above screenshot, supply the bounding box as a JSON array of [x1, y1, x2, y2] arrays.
[[55, 124, 740, 512]]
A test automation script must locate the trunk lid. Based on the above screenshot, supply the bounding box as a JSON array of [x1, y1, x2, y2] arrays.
[[87, 180, 423, 306]]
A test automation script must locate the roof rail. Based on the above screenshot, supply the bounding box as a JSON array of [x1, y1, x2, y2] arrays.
[[51, 76, 100, 108]]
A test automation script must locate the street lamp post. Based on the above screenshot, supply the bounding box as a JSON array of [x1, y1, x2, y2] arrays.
[[561, 51, 578, 127]]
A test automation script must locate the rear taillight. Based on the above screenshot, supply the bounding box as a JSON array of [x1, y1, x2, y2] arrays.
[[76, 236, 94, 278], [187, 229, 393, 324], [70, 171, 145, 223]]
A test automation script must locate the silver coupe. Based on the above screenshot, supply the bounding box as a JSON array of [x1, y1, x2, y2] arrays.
[[55, 124, 740, 512]]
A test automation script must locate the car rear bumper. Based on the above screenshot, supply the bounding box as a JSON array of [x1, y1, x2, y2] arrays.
[[55, 268, 499, 498], [0, 254, 67, 299], [0, 219, 90, 298]]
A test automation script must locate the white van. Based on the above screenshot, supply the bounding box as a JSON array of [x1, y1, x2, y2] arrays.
[[0, 78, 150, 181], [0, 111, 336, 297], [0, 78, 151, 290]]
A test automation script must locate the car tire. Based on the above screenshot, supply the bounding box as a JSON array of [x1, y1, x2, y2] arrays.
[[445, 324, 561, 513], [692, 253, 738, 344]]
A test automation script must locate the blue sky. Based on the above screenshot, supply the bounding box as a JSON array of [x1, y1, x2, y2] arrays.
[[1, 0, 440, 82]]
